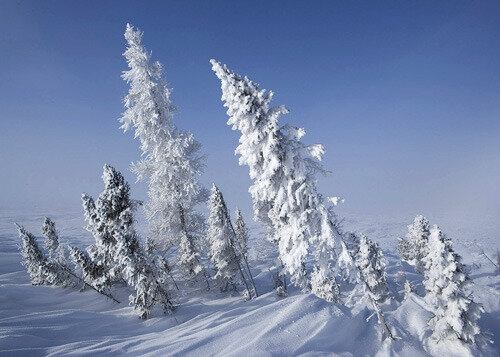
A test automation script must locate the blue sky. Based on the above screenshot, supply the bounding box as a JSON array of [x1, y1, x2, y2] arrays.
[[1, 1, 499, 225]]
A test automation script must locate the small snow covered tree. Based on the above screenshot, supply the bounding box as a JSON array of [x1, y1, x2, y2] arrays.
[[81, 164, 174, 318], [234, 209, 249, 258], [397, 237, 413, 262], [120, 24, 208, 282], [422, 225, 483, 345], [207, 185, 250, 296], [211, 60, 344, 300], [339, 231, 393, 340], [16, 223, 70, 286], [82, 164, 137, 284], [354, 235, 390, 304], [234, 208, 258, 297], [16, 224, 49, 285], [41, 218, 72, 283], [405, 215, 431, 274], [113, 223, 175, 318], [69, 245, 111, 294], [42, 217, 59, 259]]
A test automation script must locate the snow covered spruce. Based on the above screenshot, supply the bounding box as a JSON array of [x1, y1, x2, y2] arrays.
[[16, 220, 73, 287], [120, 24, 209, 286], [398, 214, 430, 274], [77, 164, 175, 318], [396, 215, 484, 346], [422, 225, 483, 345], [340, 231, 394, 340], [211, 60, 346, 302], [207, 184, 251, 296], [354, 235, 390, 304]]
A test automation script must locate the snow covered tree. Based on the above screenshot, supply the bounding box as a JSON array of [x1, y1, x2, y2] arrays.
[[81, 164, 174, 318], [211, 60, 344, 300], [234, 208, 258, 297], [41, 218, 72, 284], [16, 223, 71, 287], [120, 24, 208, 283], [113, 223, 175, 318], [207, 185, 250, 296], [234, 209, 249, 258], [338, 231, 393, 340], [42, 217, 59, 259], [422, 225, 483, 344], [82, 164, 138, 284], [404, 215, 431, 274], [16, 224, 49, 285], [354, 235, 390, 304], [69, 245, 111, 294], [397, 237, 413, 262]]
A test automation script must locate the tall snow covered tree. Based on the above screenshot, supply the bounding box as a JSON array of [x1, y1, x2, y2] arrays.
[[422, 225, 483, 345], [211, 60, 344, 300], [80, 164, 174, 318], [399, 215, 430, 275], [207, 185, 250, 296], [354, 235, 390, 304], [120, 24, 207, 281]]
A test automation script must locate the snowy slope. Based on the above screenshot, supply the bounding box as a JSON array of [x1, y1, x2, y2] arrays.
[[0, 210, 498, 356]]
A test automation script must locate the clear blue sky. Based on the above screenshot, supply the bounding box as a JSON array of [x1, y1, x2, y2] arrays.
[[1, 1, 499, 224]]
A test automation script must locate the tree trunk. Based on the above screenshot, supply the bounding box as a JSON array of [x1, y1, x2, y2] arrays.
[[241, 253, 258, 297], [60, 265, 120, 304], [168, 271, 180, 290], [236, 255, 252, 299], [370, 296, 394, 340]]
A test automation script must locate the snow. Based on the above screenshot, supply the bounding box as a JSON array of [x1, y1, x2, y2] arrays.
[[0, 210, 498, 356]]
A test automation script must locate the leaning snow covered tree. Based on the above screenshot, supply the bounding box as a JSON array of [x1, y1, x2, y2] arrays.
[[422, 225, 483, 345], [211, 60, 345, 301], [120, 24, 208, 282]]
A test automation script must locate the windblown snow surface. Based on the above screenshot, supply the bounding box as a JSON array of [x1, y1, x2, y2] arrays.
[[0, 210, 498, 356]]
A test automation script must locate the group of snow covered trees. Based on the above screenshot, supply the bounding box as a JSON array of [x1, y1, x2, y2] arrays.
[[398, 215, 483, 345], [16, 23, 483, 346]]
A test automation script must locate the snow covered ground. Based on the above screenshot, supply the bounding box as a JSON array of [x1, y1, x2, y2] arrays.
[[0, 210, 498, 356]]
